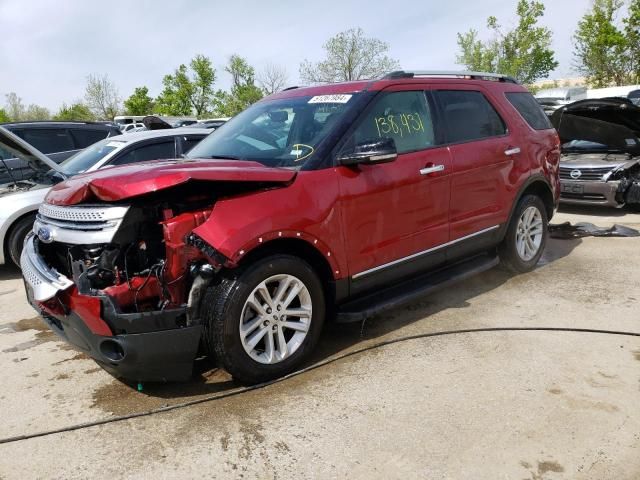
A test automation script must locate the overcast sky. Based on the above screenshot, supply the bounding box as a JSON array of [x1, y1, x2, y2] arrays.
[[0, 0, 595, 111]]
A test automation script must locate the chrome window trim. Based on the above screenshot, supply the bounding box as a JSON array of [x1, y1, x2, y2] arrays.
[[352, 224, 500, 280]]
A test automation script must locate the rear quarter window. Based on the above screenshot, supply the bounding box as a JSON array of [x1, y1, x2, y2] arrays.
[[435, 90, 506, 144], [505, 92, 553, 130]]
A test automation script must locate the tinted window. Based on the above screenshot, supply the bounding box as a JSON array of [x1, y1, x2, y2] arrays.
[[61, 138, 122, 175], [14, 128, 75, 154], [436, 91, 506, 143], [181, 136, 204, 154], [346, 91, 435, 154], [70, 128, 110, 149], [110, 140, 176, 166], [505, 92, 552, 130]]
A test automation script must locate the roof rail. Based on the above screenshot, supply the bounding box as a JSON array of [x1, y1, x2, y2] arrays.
[[382, 70, 518, 84]]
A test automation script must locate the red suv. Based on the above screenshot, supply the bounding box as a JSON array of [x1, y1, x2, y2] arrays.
[[22, 71, 560, 383]]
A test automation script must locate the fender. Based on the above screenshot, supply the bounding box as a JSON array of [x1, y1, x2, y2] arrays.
[[191, 169, 349, 280]]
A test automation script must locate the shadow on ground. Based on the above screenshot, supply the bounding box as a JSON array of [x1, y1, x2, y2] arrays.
[[558, 204, 639, 218], [0, 264, 21, 281]]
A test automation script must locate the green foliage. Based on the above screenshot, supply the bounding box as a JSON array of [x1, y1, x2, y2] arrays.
[[212, 55, 263, 117], [124, 86, 154, 116], [624, 0, 640, 83], [84, 74, 121, 120], [155, 55, 216, 116], [0, 108, 9, 123], [573, 0, 631, 87], [54, 103, 95, 121], [23, 104, 50, 121], [299, 28, 400, 83], [456, 0, 558, 85]]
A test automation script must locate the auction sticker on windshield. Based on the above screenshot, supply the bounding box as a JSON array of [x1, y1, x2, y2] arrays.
[[308, 94, 352, 104]]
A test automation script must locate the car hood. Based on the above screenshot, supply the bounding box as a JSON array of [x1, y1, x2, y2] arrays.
[[0, 126, 64, 176], [45, 158, 297, 205], [559, 153, 634, 168], [551, 98, 640, 155]]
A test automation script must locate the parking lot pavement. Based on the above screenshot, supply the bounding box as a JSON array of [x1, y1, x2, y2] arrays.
[[0, 205, 639, 479]]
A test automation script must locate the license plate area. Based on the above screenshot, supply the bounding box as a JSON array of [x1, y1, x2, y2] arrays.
[[561, 183, 584, 194]]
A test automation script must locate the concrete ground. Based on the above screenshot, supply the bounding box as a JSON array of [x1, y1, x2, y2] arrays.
[[0, 204, 639, 479]]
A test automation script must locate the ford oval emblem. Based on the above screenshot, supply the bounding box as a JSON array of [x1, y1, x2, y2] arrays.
[[570, 169, 582, 180], [37, 226, 53, 243]]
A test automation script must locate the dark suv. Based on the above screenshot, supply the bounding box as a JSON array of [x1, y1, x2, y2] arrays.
[[0, 121, 120, 183], [22, 71, 560, 384]]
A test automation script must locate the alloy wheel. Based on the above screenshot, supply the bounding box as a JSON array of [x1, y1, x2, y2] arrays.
[[239, 274, 312, 364]]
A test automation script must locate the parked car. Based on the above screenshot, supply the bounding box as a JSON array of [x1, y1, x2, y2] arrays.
[[21, 71, 560, 384], [189, 118, 229, 130], [121, 123, 145, 133], [0, 127, 208, 267], [0, 121, 121, 184], [535, 87, 588, 115], [551, 97, 640, 209]]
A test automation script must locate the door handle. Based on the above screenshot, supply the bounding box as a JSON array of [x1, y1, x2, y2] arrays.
[[505, 147, 521, 156], [419, 164, 445, 175]]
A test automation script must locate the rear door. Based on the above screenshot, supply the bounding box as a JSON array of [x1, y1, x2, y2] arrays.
[[433, 88, 518, 258], [336, 86, 452, 295]]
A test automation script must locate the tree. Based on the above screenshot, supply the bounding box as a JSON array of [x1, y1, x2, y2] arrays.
[[54, 103, 95, 121], [299, 28, 400, 84], [257, 63, 289, 95], [23, 104, 50, 121], [213, 55, 263, 116], [4, 92, 25, 121], [457, 0, 558, 85], [0, 108, 9, 123], [124, 86, 154, 115], [624, 0, 640, 83], [573, 0, 631, 87], [84, 74, 121, 120], [155, 55, 216, 117]]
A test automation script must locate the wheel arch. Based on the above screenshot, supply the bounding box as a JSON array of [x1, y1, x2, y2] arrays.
[[500, 176, 555, 241], [2, 208, 38, 265]]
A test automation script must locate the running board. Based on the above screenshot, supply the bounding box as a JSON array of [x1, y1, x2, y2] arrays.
[[336, 253, 500, 323]]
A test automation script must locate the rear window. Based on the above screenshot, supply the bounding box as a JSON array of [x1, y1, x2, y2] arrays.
[[506, 92, 552, 130], [435, 91, 507, 144], [70, 128, 110, 149], [14, 128, 74, 154]]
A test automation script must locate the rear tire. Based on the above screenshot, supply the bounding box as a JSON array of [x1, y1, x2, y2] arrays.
[[203, 254, 325, 384], [499, 195, 548, 273], [7, 214, 36, 268]]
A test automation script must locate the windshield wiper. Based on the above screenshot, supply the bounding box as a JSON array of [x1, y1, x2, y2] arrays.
[[202, 155, 243, 160]]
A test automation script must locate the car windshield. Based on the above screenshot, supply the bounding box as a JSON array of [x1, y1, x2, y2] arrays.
[[562, 140, 611, 151], [61, 138, 121, 175], [186, 94, 358, 168]]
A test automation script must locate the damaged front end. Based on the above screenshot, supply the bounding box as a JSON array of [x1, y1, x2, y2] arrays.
[[21, 191, 231, 381], [21, 159, 296, 381], [551, 98, 640, 208]]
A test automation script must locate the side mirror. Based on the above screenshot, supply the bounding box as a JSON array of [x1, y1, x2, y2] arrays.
[[338, 138, 398, 166]]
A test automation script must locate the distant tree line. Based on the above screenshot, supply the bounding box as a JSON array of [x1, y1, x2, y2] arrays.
[[3, 2, 640, 123]]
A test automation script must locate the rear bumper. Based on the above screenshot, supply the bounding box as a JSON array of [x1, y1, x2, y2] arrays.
[[559, 180, 621, 207], [21, 234, 202, 382]]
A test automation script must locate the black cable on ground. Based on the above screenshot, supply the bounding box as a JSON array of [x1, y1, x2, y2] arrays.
[[1, 326, 639, 446]]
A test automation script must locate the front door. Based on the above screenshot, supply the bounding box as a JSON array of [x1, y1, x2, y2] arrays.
[[336, 88, 451, 295]]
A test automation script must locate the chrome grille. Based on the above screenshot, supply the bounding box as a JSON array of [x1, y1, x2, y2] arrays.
[[38, 204, 128, 222], [34, 204, 130, 245], [559, 166, 615, 181]]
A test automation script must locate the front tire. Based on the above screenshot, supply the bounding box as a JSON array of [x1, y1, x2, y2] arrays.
[[203, 254, 325, 384], [7, 214, 36, 268], [499, 195, 548, 273]]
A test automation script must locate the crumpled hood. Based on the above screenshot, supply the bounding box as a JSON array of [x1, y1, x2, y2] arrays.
[[45, 159, 297, 205]]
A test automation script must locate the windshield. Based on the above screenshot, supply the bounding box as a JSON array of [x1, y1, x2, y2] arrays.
[[61, 138, 120, 175], [186, 94, 358, 168], [562, 140, 611, 152]]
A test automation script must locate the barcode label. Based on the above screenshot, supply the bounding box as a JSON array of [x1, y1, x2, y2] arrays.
[[308, 94, 353, 104]]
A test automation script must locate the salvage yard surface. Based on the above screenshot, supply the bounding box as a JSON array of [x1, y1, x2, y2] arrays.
[[1, 206, 639, 479]]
